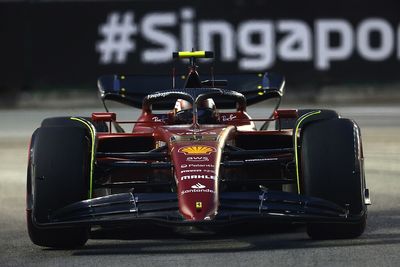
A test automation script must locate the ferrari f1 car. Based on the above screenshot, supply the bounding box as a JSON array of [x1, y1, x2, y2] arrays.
[[27, 51, 370, 248]]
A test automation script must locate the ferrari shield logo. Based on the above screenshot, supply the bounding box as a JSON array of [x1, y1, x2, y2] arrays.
[[178, 145, 216, 155], [196, 202, 202, 209]]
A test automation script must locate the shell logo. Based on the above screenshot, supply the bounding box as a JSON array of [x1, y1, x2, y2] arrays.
[[178, 145, 216, 155]]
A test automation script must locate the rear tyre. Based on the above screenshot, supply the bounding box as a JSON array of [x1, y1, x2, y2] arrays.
[[27, 127, 91, 248], [300, 118, 367, 239]]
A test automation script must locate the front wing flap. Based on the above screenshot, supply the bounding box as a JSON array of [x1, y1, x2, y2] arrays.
[[33, 190, 364, 228]]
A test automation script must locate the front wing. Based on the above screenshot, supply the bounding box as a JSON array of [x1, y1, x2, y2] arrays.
[[32, 190, 365, 228]]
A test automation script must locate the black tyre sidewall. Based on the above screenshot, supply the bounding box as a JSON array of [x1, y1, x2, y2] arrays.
[[27, 126, 90, 247], [276, 109, 338, 130], [41, 116, 108, 132], [300, 118, 367, 239]]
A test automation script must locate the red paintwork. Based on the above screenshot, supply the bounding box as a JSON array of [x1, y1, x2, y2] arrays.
[[274, 109, 298, 119], [97, 132, 155, 139], [92, 112, 116, 122], [94, 108, 297, 221], [159, 125, 234, 220]]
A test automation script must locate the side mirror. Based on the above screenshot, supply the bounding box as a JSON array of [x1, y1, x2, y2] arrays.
[[260, 72, 285, 98]]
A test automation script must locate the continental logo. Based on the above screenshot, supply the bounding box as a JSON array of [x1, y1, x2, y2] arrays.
[[178, 145, 216, 155]]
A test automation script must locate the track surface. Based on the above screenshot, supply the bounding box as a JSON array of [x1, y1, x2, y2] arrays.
[[1, 105, 399, 267]]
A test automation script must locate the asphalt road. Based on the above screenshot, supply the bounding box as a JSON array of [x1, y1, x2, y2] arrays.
[[0, 105, 399, 267]]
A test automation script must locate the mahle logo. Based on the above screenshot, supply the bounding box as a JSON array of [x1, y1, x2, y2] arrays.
[[96, 8, 400, 70], [181, 174, 215, 180]]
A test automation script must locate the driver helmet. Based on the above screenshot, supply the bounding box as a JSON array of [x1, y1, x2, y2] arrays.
[[173, 98, 217, 124]]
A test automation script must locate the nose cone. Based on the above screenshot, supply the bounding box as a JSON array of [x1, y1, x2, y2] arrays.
[[179, 181, 218, 220], [171, 143, 220, 221]]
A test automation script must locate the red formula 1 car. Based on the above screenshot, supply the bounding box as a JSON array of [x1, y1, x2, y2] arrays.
[[27, 51, 370, 248]]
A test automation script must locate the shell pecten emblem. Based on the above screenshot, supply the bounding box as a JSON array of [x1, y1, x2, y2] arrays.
[[178, 145, 216, 155]]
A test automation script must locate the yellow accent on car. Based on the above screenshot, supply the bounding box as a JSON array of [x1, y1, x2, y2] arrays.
[[120, 88, 126, 97], [178, 145, 216, 155], [70, 117, 96, 198], [178, 51, 206, 58], [294, 110, 321, 194], [196, 202, 202, 209]]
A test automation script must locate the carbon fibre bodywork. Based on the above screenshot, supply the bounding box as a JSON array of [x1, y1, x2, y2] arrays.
[[38, 191, 365, 228]]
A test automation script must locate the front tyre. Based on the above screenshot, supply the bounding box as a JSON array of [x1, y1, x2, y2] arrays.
[[300, 118, 367, 239], [27, 127, 91, 248], [41, 116, 108, 132]]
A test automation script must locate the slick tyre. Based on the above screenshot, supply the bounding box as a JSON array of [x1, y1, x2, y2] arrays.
[[27, 127, 91, 248], [300, 118, 367, 239], [275, 109, 338, 130], [41, 116, 108, 132]]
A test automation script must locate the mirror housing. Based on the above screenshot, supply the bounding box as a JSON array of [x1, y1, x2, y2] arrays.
[[259, 72, 285, 98]]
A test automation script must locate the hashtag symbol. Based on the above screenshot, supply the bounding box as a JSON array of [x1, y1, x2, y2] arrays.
[[96, 12, 137, 64]]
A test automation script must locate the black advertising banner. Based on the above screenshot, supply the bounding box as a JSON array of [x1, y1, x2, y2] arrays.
[[1, 0, 400, 92]]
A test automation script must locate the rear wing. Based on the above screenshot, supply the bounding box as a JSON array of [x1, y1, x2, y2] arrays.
[[97, 72, 285, 110]]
